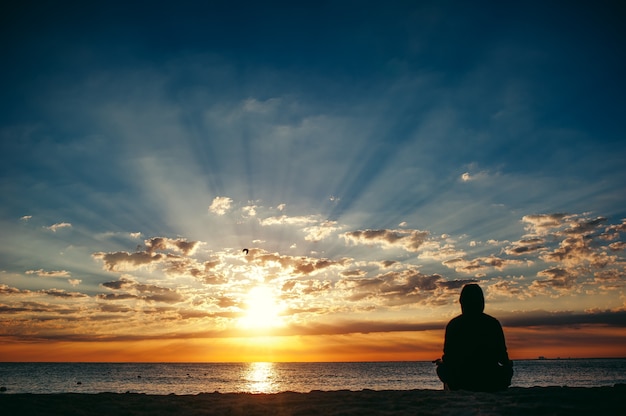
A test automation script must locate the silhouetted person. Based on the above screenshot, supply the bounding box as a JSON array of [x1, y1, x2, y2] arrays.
[[435, 284, 513, 391]]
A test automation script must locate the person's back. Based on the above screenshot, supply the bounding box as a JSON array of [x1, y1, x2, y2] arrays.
[[436, 284, 513, 391]]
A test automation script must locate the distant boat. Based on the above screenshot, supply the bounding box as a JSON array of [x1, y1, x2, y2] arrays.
[[538, 356, 546, 360]]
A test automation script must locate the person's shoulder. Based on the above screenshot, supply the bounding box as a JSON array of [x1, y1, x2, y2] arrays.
[[446, 314, 464, 327], [481, 313, 503, 325]]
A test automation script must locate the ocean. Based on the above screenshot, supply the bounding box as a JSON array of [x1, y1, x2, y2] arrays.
[[1, 360, 625, 395]]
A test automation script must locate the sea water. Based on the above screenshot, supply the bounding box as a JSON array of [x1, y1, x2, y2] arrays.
[[0, 360, 624, 394]]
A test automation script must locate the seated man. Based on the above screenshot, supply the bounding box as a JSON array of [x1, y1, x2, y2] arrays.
[[435, 284, 513, 391]]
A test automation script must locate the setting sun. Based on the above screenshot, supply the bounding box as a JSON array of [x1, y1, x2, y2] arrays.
[[239, 286, 285, 329]]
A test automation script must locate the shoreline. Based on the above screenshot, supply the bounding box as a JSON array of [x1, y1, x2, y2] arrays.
[[1, 386, 625, 415]]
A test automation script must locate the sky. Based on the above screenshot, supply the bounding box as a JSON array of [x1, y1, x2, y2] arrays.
[[1, 0, 625, 362]]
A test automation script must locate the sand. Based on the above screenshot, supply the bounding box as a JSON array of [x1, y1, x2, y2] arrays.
[[1, 385, 625, 415]]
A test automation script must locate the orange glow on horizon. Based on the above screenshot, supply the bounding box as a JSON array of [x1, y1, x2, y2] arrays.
[[1, 326, 624, 362]]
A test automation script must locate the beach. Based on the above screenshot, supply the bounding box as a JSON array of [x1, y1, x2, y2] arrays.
[[1, 385, 624, 416]]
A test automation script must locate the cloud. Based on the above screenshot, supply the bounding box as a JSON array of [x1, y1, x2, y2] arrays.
[[442, 256, 524, 275], [100, 277, 183, 303], [459, 164, 491, 182], [533, 267, 578, 290], [504, 238, 545, 256], [93, 251, 165, 272], [486, 279, 526, 299], [260, 215, 318, 226], [94, 236, 200, 272], [460, 171, 489, 182], [343, 229, 429, 252], [337, 268, 462, 307], [609, 242, 626, 251], [281, 278, 333, 298], [523, 215, 620, 279], [539, 235, 616, 268], [0, 284, 28, 295], [604, 219, 626, 234], [3, 208, 625, 348], [208, 196, 233, 215], [499, 309, 626, 328], [303, 220, 340, 242], [242, 204, 257, 217], [40, 289, 87, 298], [241, 97, 281, 114], [25, 269, 71, 278], [45, 222, 72, 232], [258, 213, 339, 241], [250, 249, 350, 278], [521, 213, 607, 239], [495, 213, 626, 294], [521, 213, 570, 236], [341, 269, 367, 278], [594, 269, 626, 289], [419, 242, 466, 261], [144, 237, 199, 256], [437, 279, 479, 290]]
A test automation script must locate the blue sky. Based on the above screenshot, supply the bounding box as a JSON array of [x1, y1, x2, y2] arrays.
[[1, 1, 625, 361]]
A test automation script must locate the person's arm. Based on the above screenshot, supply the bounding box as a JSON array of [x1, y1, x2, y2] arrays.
[[494, 320, 510, 364], [442, 319, 459, 363]]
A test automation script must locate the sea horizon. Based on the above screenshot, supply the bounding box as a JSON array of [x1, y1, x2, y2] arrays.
[[2, 359, 625, 395]]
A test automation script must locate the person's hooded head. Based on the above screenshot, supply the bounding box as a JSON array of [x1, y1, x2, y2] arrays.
[[460, 284, 485, 315]]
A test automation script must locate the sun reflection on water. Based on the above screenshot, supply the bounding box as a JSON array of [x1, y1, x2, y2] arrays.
[[244, 362, 276, 393]]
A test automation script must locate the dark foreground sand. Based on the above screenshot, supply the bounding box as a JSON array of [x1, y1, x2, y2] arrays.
[[1, 385, 625, 416]]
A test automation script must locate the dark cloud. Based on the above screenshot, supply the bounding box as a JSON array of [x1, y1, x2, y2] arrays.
[[500, 310, 626, 328], [97, 293, 138, 301], [40, 289, 87, 298], [504, 238, 545, 256], [100, 277, 182, 304], [101, 278, 134, 290], [533, 267, 578, 289]]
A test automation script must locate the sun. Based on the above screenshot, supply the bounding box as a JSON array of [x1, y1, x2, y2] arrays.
[[239, 286, 285, 329]]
